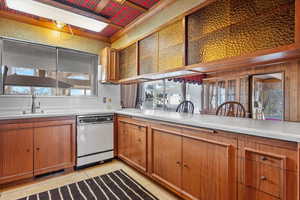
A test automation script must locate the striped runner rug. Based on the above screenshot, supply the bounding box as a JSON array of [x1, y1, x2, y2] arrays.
[[18, 170, 158, 200]]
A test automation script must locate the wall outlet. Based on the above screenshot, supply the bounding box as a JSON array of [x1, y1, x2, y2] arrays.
[[103, 97, 107, 103]]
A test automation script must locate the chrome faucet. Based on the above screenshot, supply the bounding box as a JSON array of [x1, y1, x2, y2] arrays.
[[31, 94, 40, 114]]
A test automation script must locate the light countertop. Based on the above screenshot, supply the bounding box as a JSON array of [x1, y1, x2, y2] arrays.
[[0, 109, 117, 120], [1, 108, 300, 142], [116, 109, 300, 143]]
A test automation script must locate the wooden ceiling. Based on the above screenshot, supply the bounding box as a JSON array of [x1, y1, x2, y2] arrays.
[[0, 0, 163, 42]]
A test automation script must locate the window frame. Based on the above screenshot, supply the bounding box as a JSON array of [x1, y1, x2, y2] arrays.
[[0, 37, 98, 97]]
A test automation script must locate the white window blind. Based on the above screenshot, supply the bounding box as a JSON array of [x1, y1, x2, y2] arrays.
[[58, 48, 97, 73], [2, 39, 56, 71]]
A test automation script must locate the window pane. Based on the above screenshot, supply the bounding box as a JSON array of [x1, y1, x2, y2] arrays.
[[1, 39, 57, 96], [227, 80, 236, 101], [252, 73, 283, 120], [186, 83, 202, 113], [164, 80, 184, 111], [217, 81, 226, 106], [139, 80, 165, 110], [57, 49, 97, 96]]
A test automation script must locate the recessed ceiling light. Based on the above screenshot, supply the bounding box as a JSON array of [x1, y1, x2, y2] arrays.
[[6, 0, 107, 32]]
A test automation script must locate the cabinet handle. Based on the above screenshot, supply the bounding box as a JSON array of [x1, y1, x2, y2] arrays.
[[183, 164, 188, 168], [26, 149, 30, 153], [176, 161, 181, 166], [261, 156, 268, 161], [260, 176, 267, 181], [138, 138, 142, 142], [36, 147, 40, 151]]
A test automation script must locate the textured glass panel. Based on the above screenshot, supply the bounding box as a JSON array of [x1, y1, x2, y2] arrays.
[[187, 0, 295, 65], [228, 4, 295, 57], [158, 20, 183, 71], [119, 43, 137, 79], [189, 27, 230, 63], [187, 0, 230, 39], [230, 0, 292, 24], [139, 33, 158, 74]]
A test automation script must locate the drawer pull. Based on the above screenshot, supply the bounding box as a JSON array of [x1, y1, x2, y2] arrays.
[[183, 164, 189, 168], [260, 176, 267, 181], [261, 157, 268, 161], [176, 161, 181, 166]]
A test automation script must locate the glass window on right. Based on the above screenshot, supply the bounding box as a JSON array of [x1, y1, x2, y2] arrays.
[[251, 73, 284, 121]]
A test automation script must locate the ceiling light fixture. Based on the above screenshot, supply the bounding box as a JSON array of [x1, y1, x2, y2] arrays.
[[54, 21, 65, 29], [6, 0, 107, 32]]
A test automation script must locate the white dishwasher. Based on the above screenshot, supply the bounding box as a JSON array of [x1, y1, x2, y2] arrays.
[[76, 114, 114, 168]]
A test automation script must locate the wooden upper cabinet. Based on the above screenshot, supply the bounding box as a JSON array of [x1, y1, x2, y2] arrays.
[[34, 120, 75, 176], [101, 47, 119, 83], [0, 127, 34, 184], [139, 33, 159, 74], [158, 20, 184, 71], [119, 43, 137, 79], [151, 126, 182, 191], [187, 0, 295, 65]]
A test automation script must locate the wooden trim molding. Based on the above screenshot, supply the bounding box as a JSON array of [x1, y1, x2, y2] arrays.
[[0, 10, 110, 42]]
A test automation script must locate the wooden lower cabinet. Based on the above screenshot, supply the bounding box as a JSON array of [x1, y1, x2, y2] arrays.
[[182, 136, 236, 200], [117, 115, 300, 200], [0, 127, 34, 184], [0, 117, 75, 185], [34, 123, 75, 176], [151, 129, 182, 191], [117, 117, 147, 172]]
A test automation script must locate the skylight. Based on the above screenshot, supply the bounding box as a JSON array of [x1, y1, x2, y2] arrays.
[[6, 0, 107, 32]]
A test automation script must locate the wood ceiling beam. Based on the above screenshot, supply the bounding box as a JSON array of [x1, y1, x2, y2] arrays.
[[95, 0, 147, 13], [0, 10, 110, 43], [122, 1, 147, 12], [33, 0, 122, 29], [95, 0, 111, 13]]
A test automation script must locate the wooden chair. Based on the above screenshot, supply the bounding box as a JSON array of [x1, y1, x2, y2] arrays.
[[216, 101, 246, 118], [176, 101, 194, 114]]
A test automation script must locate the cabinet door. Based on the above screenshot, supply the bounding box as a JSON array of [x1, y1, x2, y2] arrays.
[[117, 121, 132, 160], [130, 124, 147, 171], [182, 136, 237, 200], [34, 124, 74, 175], [0, 128, 34, 184], [151, 127, 182, 191], [101, 47, 119, 83]]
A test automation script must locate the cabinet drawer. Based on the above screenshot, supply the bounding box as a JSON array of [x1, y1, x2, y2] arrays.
[[246, 152, 284, 169], [238, 184, 280, 200], [245, 159, 283, 198]]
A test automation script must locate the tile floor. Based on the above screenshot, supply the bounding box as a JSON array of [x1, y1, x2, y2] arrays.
[[0, 160, 181, 200]]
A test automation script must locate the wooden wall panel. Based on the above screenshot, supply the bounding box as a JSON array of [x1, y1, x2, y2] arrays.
[[296, 0, 300, 43], [206, 60, 300, 122], [187, 0, 295, 65], [158, 20, 184, 71], [119, 43, 138, 79], [139, 33, 158, 74]]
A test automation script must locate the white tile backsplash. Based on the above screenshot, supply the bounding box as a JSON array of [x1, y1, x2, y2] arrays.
[[0, 83, 121, 115]]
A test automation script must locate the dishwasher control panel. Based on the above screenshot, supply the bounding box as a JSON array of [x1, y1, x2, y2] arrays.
[[77, 115, 113, 125]]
